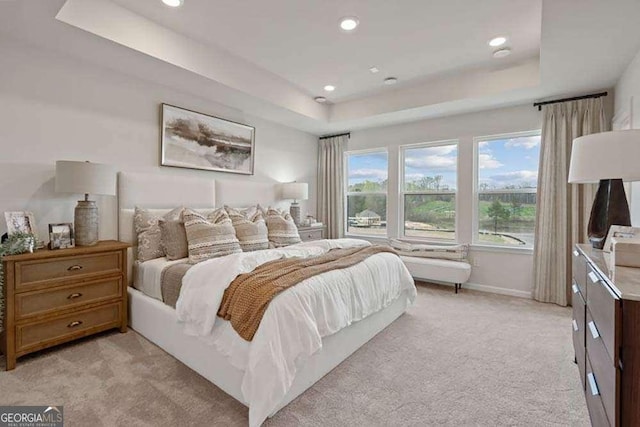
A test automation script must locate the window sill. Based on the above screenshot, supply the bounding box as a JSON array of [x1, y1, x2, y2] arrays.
[[470, 244, 534, 254], [344, 233, 388, 242]]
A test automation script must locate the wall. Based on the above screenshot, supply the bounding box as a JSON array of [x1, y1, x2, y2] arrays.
[[0, 39, 317, 242], [614, 47, 640, 225], [348, 104, 542, 297]]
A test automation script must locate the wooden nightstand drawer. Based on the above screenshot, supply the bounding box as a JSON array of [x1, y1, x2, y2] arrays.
[[299, 228, 324, 242], [16, 277, 122, 319], [16, 302, 121, 354], [586, 266, 620, 363], [16, 252, 122, 288]]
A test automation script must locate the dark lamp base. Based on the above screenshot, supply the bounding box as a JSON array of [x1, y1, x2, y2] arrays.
[[587, 179, 631, 249]]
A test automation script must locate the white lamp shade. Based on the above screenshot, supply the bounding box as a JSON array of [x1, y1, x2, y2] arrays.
[[55, 161, 117, 196], [281, 182, 308, 200], [569, 130, 640, 183]]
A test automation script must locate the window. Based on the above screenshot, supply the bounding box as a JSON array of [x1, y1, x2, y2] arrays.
[[401, 141, 458, 240], [475, 131, 541, 248], [345, 150, 388, 236]]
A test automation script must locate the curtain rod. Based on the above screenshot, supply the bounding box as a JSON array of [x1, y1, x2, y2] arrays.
[[319, 132, 351, 140], [533, 91, 607, 111]]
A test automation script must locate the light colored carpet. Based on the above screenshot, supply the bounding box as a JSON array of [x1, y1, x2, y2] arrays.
[[0, 283, 589, 426]]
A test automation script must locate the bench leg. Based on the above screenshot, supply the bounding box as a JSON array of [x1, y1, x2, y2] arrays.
[[455, 283, 461, 294]]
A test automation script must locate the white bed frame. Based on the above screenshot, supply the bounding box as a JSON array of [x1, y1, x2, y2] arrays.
[[118, 172, 409, 418]]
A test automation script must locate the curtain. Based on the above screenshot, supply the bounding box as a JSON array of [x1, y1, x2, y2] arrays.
[[533, 98, 607, 305], [317, 135, 348, 238]]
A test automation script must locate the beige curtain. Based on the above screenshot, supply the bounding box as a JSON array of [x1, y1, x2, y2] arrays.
[[317, 135, 348, 238], [533, 98, 607, 305]]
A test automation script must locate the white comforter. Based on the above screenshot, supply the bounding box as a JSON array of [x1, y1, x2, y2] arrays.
[[176, 238, 416, 427]]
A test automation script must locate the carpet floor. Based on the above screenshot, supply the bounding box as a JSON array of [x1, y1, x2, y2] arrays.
[[0, 283, 589, 426]]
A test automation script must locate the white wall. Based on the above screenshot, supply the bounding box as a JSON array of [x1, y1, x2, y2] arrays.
[[614, 47, 640, 225], [348, 105, 542, 297], [0, 39, 317, 242]]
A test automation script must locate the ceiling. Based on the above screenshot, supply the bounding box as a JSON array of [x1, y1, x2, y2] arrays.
[[1, 0, 640, 135]]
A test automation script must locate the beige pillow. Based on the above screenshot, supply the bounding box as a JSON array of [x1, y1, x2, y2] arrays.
[[159, 220, 188, 260], [134, 207, 183, 262], [183, 208, 242, 264], [265, 208, 301, 248], [225, 206, 269, 252]]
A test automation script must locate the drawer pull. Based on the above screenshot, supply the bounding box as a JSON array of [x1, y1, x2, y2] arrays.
[[67, 320, 83, 328], [572, 283, 579, 294], [572, 319, 579, 332], [573, 250, 579, 257], [588, 321, 600, 339], [588, 271, 599, 284], [587, 372, 600, 396], [67, 293, 83, 300], [67, 265, 84, 271]]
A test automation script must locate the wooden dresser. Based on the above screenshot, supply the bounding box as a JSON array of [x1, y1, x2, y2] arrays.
[[572, 244, 640, 426], [298, 226, 325, 242], [1, 240, 129, 370]]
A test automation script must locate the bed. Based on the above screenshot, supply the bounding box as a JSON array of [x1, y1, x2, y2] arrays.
[[118, 172, 416, 426]]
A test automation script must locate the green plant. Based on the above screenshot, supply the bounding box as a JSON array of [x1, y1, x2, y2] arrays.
[[0, 232, 37, 333], [487, 200, 511, 233]]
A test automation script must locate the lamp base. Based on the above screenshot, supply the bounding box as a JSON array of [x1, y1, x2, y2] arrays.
[[290, 202, 301, 226], [588, 179, 631, 249], [75, 200, 99, 246]]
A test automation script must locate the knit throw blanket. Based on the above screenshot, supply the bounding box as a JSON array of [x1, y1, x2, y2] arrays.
[[218, 245, 397, 341]]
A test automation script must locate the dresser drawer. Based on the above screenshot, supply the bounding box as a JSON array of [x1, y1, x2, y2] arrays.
[[572, 283, 586, 390], [16, 302, 121, 354], [15, 277, 122, 319], [16, 252, 122, 288], [586, 266, 621, 362], [299, 229, 323, 242], [586, 311, 618, 425], [586, 356, 612, 427], [573, 248, 587, 299]]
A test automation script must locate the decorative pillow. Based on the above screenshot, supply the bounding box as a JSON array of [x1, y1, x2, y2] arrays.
[[134, 207, 183, 262], [389, 239, 469, 261], [159, 219, 188, 260], [183, 208, 242, 264], [264, 208, 301, 247], [225, 206, 269, 252]]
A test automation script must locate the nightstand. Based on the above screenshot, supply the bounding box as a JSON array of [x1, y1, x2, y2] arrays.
[[1, 240, 129, 370], [298, 226, 325, 242]]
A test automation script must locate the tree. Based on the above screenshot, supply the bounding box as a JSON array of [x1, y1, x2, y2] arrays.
[[487, 200, 511, 233], [511, 199, 522, 216]]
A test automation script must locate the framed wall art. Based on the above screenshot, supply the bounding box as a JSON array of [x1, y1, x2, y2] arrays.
[[161, 103, 255, 175]]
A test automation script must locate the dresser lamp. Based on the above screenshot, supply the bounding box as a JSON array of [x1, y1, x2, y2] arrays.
[[281, 182, 308, 225], [55, 160, 117, 246], [568, 130, 640, 249]]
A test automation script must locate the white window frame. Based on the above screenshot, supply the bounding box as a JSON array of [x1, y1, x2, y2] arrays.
[[344, 148, 389, 238], [399, 139, 459, 243], [472, 130, 541, 250]]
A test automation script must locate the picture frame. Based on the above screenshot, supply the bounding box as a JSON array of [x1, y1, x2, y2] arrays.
[[603, 225, 640, 253], [161, 103, 255, 175], [48, 223, 75, 250], [5, 211, 38, 238]]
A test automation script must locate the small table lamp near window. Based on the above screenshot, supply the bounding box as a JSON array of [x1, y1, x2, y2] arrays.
[[281, 182, 308, 225], [55, 160, 117, 246], [569, 130, 640, 249]]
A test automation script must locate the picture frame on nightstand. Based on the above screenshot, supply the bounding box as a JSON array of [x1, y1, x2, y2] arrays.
[[48, 223, 75, 249]]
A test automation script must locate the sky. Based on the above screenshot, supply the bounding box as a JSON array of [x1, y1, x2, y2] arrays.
[[347, 134, 541, 190]]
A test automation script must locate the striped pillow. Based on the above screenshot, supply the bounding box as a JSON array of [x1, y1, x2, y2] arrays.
[[265, 208, 301, 247], [225, 206, 269, 252], [389, 239, 469, 261], [183, 208, 242, 264]]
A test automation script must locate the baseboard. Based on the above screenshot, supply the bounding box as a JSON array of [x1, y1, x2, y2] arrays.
[[417, 279, 532, 299]]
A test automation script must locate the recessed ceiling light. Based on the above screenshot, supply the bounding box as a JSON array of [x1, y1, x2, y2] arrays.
[[384, 77, 398, 85], [314, 96, 327, 103], [493, 47, 512, 58], [488, 36, 507, 47], [369, 66, 380, 74], [324, 85, 336, 92], [339, 16, 359, 32], [162, 0, 183, 7]]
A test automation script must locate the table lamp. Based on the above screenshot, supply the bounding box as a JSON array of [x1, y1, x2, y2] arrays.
[[281, 182, 308, 225], [568, 130, 640, 249], [55, 160, 117, 246]]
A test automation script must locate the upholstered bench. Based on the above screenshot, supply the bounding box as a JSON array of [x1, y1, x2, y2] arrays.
[[400, 255, 471, 293]]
